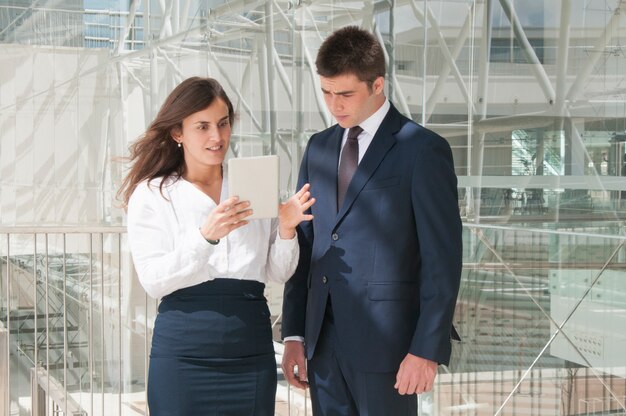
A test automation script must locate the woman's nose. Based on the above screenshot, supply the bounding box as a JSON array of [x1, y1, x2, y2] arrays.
[[207, 125, 220, 138]]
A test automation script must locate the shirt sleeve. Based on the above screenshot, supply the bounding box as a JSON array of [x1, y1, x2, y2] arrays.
[[283, 336, 305, 343], [264, 218, 299, 284], [127, 184, 216, 299]]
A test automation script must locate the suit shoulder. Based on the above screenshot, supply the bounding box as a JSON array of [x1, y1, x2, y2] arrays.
[[307, 124, 340, 146], [314, 124, 340, 138], [397, 120, 450, 150]]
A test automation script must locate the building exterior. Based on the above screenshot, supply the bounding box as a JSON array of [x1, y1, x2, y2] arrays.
[[1, 0, 625, 415]]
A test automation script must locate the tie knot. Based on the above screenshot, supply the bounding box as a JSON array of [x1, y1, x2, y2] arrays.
[[347, 126, 363, 141]]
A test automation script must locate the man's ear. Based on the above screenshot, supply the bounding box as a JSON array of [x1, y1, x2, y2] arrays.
[[373, 76, 385, 95]]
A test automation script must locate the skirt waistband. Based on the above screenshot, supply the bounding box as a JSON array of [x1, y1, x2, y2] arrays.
[[164, 278, 265, 298]]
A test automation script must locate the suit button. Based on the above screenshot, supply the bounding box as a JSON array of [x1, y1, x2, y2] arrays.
[[331, 233, 339, 241], [322, 276, 328, 284]]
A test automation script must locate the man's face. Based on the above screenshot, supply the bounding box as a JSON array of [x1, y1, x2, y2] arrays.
[[320, 73, 385, 129]]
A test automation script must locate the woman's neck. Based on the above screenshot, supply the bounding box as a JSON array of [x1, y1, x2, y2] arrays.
[[182, 164, 223, 203], [182, 164, 222, 186]]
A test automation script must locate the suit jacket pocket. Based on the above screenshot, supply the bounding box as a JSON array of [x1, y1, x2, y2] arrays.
[[362, 176, 400, 191], [367, 282, 418, 300]]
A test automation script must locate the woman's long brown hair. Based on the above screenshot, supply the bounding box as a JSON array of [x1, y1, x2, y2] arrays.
[[117, 77, 234, 208]]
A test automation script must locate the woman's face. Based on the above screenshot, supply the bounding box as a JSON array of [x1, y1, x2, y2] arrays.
[[173, 98, 231, 170]]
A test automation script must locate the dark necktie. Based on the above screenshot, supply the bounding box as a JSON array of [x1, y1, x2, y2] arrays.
[[337, 126, 363, 209]]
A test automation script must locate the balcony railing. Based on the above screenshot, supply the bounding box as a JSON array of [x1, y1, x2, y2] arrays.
[[0, 226, 313, 416], [1, 225, 625, 416]]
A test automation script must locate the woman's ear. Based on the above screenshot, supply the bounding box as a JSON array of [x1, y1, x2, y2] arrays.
[[170, 127, 182, 144]]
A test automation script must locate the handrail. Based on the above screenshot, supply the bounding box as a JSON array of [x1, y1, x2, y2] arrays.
[[1, 224, 624, 241], [0, 226, 127, 234], [463, 222, 626, 241]]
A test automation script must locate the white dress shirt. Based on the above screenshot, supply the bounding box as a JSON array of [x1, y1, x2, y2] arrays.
[[127, 172, 299, 299], [338, 99, 391, 164]]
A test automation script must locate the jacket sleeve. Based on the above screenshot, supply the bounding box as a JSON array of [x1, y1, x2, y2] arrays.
[[408, 133, 463, 366], [281, 138, 314, 339]]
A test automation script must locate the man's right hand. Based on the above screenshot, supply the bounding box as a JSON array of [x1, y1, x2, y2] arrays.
[[281, 341, 308, 389]]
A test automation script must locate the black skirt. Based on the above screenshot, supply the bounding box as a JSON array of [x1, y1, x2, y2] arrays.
[[147, 279, 277, 416]]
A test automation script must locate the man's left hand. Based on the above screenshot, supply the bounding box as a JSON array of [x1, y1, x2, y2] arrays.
[[394, 353, 437, 395]]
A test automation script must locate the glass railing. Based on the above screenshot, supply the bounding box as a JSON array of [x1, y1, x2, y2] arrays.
[[0, 226, 309, 416], [2, 225, 625, 416], [449, 223, 626, 416]]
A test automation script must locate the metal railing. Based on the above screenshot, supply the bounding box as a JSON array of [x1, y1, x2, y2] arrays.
[[0, 226, 312, 416], [0, 321, 7, 416], [2, 225, 625, 416]]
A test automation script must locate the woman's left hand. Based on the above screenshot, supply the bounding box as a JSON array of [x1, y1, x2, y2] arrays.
[[278, 183, 315, 239]]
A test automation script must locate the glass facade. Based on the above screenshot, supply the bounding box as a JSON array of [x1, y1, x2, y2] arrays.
[[1, 0, 625, 415]]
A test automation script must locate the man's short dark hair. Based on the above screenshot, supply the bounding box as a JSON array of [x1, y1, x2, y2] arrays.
[[316, 26, 386, 86]]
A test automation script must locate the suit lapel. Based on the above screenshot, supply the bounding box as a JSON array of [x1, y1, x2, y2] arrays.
[[335, 106, 403, 223], [318, 126, 345, 216]]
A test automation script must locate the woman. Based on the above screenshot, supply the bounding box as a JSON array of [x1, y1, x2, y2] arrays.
[[118, 77, 314, 415]]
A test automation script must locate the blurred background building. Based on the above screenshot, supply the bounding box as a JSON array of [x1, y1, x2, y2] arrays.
[[1, 0, 625, 415]]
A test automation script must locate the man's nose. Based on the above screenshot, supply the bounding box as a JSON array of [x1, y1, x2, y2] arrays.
[[330, 95, 342, 111]]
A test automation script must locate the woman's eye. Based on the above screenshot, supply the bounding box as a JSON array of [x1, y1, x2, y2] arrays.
[[219, 121, 230, 128]]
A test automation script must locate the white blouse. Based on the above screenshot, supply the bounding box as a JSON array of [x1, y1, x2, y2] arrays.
[[126, 174, 299, 299]]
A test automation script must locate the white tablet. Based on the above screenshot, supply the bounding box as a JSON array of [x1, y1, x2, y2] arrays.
[[228, 155, 279, 219]]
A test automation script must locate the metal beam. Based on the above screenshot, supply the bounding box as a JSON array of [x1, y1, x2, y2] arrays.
[[294, 6, 332, 126], [265, 1, 278, 153], [180, 0, 192, 32], [258, 36, 270, 133], [409, 0, 476, 118], [470, 0, 491, 222], [387, 0, 396, 101], [2, 236, 9, 416], [116, 0, 140, 55], [234, 42, 264, 132], [565, 2, 625, 102], [0, 0, 41, 38], [499, 0, 555, 103], [374, 26, 411, 117], [476, 0, 491, 120], [159, 0, 174, 39], [555, 0, 571, 111], [273, 48, 293, 105], [0, 320, 7, 416], [425, 3, 474, 121]]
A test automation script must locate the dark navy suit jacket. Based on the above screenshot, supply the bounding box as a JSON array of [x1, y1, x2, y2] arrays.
[[282, 103, 462, 372]]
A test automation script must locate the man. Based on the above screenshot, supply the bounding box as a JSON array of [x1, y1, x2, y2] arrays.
[[282, 26, 462, 415]]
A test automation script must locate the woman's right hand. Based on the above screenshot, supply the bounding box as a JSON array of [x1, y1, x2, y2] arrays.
[[199, 196, 252, 241]]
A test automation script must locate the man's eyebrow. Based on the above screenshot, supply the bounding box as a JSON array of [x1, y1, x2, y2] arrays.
[[320, 87, 355, 95]]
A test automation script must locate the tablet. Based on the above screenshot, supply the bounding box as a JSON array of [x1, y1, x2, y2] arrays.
[[228, 155, 279, 219]]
